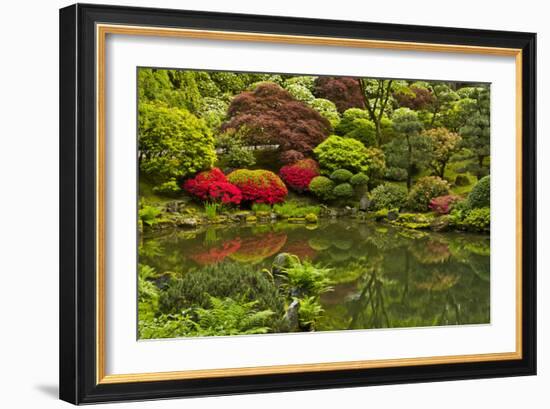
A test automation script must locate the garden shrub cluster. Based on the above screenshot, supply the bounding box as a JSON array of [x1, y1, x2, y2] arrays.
[[227, 169, 288, 204], [406, 176, 451, 212], [429, 195, 462, 215], [369, 183, 408, 210], [183, 168, 242, 205]]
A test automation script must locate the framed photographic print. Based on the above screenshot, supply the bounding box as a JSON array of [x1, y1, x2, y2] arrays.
[[59, 3, 536, 404]]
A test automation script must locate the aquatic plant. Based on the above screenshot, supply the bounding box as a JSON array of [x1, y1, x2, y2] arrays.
[[272, 202, 320, 218], [204, 202, 219, 220]]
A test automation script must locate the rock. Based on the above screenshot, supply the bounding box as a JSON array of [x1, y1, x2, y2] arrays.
[[165, 201, 179, 213], [234, 211, 251, 222], [359, 196, 370, 211], [270, 212, 278, 220], [272, 252, 296, 276], [387, 210, 398, 221], [177, 217, 198, 228], [351, 207, 358, 216], [282, 299, 300, 332], [305, 213, 318, 223], [329, 209, 338, 218]]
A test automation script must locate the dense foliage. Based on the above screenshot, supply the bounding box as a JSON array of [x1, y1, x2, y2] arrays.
[[227, 169, 288, 204], [222, 83, 331, 160], [313, 76, 365, 113], [407, 176, 451, 211], [279, 159, 320, 192], [467, 176, 490, 209], [369, 183, 408, 210], [137, 68, 492, 339], [314, 135, 370, 173], [309, 176, 335, 201], [138, 102, 216, 182]]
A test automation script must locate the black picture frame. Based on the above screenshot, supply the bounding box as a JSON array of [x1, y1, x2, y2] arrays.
[[60, 3, 536, 404]]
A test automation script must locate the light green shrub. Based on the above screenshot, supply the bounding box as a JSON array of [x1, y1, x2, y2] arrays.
[[330, 169, 353, 183], [309, 176, 335, 201], [369, 183, 408, 210], [333, 183, 354, 199], [313, 135, 370, 173]]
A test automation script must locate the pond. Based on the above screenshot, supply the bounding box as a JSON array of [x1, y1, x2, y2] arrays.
[[140, 218, 490, 335]]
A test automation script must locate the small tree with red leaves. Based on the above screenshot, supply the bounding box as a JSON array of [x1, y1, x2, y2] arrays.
[[429, 195, 462, 215], [313, 77, 365, 113], [222, 83, 330, 159]]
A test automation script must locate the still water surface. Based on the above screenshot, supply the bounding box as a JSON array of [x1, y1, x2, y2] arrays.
[[140, 219, 490, 332]]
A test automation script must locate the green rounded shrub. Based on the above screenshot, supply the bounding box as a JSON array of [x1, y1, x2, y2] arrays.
[[309, 176, 335, 201], [369, 183, 408, 211], [138, 102, 216, 182], [350, 172, 369, 186], [333, 183, 354, 199], [335, 108, 371, 135], [467, 176, 490, 209], [330, 169, 353, 183], [313, 135, 370, 173], [407, 176, 450, 212]]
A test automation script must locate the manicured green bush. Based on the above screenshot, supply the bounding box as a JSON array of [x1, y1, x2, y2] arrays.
[[369, 183, 408, 211], [467, 176, 490, 209], [138, 102, 216, 182], [406, 176, 450, 212], [309, 176, 335, 201], [350, 172, 369, 186], [330, 169, 353, 183], [333, 183, 354, 199], [313, 135, 370, 173]]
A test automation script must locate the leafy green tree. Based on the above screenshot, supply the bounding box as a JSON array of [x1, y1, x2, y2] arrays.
[[389, 108, 425, 189], [457, 87, 490, 179], [358, 79, 394, 146], [422, 127, 462, 178], [138, 102, 216, 182]]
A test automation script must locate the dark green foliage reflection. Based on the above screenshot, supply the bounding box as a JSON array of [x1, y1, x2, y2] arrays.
[[139, 219, 489, 338]]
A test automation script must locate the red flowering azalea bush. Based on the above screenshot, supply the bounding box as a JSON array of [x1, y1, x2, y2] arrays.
[[429, 195, 462, 215], [227, 169, 288, 204], [279, 159, 320, 192], [183, 168, 242, 205]]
